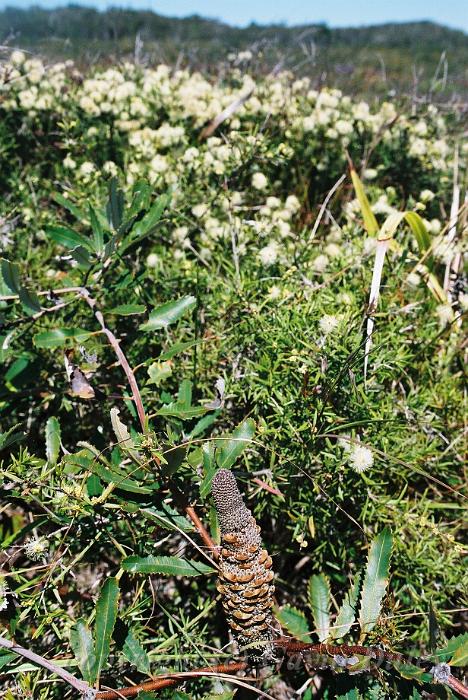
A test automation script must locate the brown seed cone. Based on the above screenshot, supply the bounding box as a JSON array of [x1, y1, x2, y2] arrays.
[[211, 469, 275, 663]]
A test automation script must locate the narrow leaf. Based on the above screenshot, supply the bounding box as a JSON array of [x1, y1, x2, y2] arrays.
[[93, 577, 120, 682], [140, 296, 196, 331], [88, 203, 104, 253], [53, 192, 86, 222], [432, 633, 468, 666], [359, 527, 393, 636], [45, 225, 92, 251], [140, 505, 194, 532], [349, 165, 379, 236], [308, 574, 330, 641], [70, 619, 97, 684], [108, 304, 146, 316], [216, 418, 255, 470], [331, 570, 361, 640], [275, 605, 311, 642], [121, 555, 215, 577], [130, 194, 169, 240], [45, 416, 61, 466]]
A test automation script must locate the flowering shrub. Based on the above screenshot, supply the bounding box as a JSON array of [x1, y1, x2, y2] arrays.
[[0, 52, 466, 699]]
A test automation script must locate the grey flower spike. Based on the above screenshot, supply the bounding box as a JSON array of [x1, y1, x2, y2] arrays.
[[211, 469, 276, 664]]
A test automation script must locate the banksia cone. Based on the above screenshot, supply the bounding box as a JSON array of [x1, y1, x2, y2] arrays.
[[211, 469, 275, 662]]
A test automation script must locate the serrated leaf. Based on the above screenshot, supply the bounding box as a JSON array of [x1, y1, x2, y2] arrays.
[[121, 555, 215, 577], [140, 296, 196, 331], [432, 633, 468, 666], [308, 574, 330, 641], [45, 225, 92, 251], [108, 304, 146, 316], [18, 287, 41, 314], [0, 423, 24, 451], [216, 418, 255, 470], [359, 527, 393, 636], [275, 605, 311, 642], [45, 416, 61, 466], [1, 258, 21, 293], [93, 578, 120, 682], [331, 570, 361, 640], [122, 629, 151, 675], [33, 328, 92, 348], [69, 619, 97, 684]]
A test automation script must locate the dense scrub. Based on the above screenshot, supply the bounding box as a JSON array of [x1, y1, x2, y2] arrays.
[[0, 53, 466, 699]]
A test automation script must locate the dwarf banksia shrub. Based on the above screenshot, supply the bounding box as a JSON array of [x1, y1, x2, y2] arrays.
[[211, 469, 276, 662]]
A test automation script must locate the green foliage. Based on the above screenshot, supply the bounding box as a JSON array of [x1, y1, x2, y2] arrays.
[[0, 47, 465, 700]]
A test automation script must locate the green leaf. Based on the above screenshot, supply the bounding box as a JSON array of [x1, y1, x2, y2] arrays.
[[331, 570, 361, 640], [158, 339, 199, 360], [349, 164, 379, 236], [45, 416, 61, 466], [53, 192, 86, 222], [45, 225, 92, 251], [140, 505, 194, 532], [129, 194, 169, 240], [93, 577, 120, 682], [127, 180, 152, 219], [0, 653, 17, 671], [432, 634, 468, 666], [140, 296, 196, 331], [122, 629, 151, 675], [83, 459, 153, 494], [0, 424, 25, 451], [336, 691, 362, 700], [1, 258, 21, 293], [88, 203, 104, 253], [359, 527, 393, 635], [70, 619, 97, 684], [216, 418, 255, 470], [18, 287, 41, 314], [275, 605, 311, 642], [108, 304, 146, 316], [200, 443, 216, 498], [121, 555, 215, 577], [33, 328, 92, 348], [107, 178, 125, 230], [308, 574, 330, 641], [147, 360, 173, 386]]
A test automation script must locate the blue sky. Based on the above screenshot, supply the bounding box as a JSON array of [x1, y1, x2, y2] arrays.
[[3, 0, 468, 32]]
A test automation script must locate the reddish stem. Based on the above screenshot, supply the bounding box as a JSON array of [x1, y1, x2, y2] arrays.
[[185, 505, 218, 558]]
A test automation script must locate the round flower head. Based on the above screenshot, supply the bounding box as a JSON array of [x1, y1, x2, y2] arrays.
[[24, 537, 48, 561], [252, 172, 268, 191], [319, 314, 339, 335], [348, 445, 374, 473]]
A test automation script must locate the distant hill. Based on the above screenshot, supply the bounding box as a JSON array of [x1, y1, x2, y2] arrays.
[[1, 6, 467, 99]]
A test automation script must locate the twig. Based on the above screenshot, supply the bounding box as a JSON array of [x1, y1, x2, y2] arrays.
[[185, 505, 218, 558], [307, 173, 346, 244], [0, 635, 90, 694], [78, 288, 146, 431], [199, 88, 254, 140], [95, 662, 247, 699]]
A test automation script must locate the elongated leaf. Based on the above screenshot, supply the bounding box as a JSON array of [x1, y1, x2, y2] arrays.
[[200, 442, 217, 498], [45, 225, 92, 251], [86, 461, 153, 494], [108, 304, 146, 316], [88, 204, 104, 253], [216, 418, 255, 470], [121, 555, 215, 577], [308, 574, 330, 641], [127, 180, 152, 219], [331, 570, 361, 640], [349, 165, 379, 236], [1, 258, 21, 293], [106, 178, 125, 230], [0, 653, 17, 671], [45, 416, 61, 466], [359, 527, 393, 636], [140, 296, 196, 331], [122, 629, 151, 675], [336, 691, 362, 700], [130, 194, 169, 240], [93, 578, 120, 682], [158, 339, 199, 361], [33, 328, 92, 348], [53, 192, 86, 222], [70, 619, 97, 684], [275, 605, 311, 642], [140, 505, 194, 532]]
